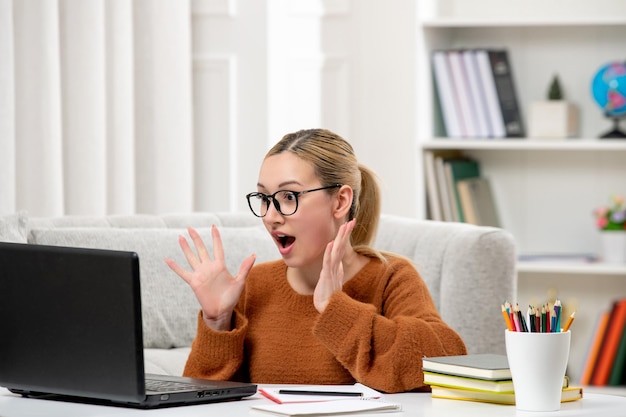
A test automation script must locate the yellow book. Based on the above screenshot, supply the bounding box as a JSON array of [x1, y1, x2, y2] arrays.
[[430, 385, 583, 405], [424, 371, 569, 393]]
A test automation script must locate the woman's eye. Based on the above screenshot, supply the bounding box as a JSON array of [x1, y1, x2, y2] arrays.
[[282, 192, 297, 201]]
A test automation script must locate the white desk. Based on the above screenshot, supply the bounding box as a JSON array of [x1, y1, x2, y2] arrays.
[[1, 386, 626, 417]]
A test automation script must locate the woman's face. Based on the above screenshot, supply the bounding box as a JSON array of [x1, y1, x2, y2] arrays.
[[256, 152, 339, 268]]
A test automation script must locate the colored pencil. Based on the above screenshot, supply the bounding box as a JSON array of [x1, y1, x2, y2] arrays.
[[563, 311, 576, 332]]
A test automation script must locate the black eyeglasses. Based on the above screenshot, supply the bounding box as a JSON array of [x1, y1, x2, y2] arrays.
[[246, 184, 342, 217]]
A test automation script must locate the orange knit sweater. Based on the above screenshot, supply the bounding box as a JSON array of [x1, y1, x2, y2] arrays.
[[183, 257, 467, 393]]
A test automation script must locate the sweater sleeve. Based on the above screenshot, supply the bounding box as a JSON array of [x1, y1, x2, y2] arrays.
[[312, 259, 467, 393], [182, 310, 250, 382]]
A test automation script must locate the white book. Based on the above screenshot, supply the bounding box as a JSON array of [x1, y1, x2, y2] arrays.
[[251, 399, 402, 416], [435, 156, 454, 222], [447, 50, 478, 137], [475, 49, 506, 138], [456, 177, 501, 227], [444, 161, 461, 222], [432, 50, 463, 138], [424, 151, 443, 221], [462, 50, 491, 138]]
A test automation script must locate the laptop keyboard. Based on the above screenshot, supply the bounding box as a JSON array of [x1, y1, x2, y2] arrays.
[[145, 379, 212, 393]]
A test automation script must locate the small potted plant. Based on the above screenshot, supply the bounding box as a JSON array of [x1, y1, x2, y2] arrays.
[[593, 195, 626, 263], [528, 74, 579, 139]]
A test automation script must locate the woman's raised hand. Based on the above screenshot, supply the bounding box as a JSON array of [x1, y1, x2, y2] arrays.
[[164, 225, 255, 331], [313, 219, 356, 313]]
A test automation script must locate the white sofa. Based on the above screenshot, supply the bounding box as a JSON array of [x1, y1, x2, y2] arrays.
[[0, 211, 516, 377]]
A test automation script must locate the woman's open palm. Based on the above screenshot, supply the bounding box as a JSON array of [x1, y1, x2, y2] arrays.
[[164, 225, 255, 330], [313, 219, 355, 313]]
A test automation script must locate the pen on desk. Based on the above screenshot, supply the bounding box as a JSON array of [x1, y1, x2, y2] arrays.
[[562, 311, 576, 332], [277, 390, 363, 397]]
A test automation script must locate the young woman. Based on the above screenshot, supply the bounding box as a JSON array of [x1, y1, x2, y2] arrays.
[[165, 129, 466, 393]]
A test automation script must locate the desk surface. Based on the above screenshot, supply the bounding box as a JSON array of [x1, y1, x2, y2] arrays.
[[1, 386, 626, 417]]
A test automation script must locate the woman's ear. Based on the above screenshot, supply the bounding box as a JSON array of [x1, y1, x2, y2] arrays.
[[333, 185, 354, 220]]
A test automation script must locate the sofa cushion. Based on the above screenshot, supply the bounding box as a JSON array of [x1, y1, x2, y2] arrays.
[[144, 347, 191, 376], [29, 225, 279, 349], [0, 212, 28, 243]]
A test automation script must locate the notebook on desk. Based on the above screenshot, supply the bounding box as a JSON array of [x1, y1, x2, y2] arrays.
[[0, 242, 257, 408]]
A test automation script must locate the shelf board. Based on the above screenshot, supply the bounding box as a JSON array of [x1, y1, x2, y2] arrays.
[[420, 17, 626, 28], [581, 385, 626, 397], [420, 139, 626, 151], [517, 261, 626, 275]]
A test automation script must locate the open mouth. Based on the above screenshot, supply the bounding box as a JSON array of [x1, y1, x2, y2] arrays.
[[276, 234, 296, 248]]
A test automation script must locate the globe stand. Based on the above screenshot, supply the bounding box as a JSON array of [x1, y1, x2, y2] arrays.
[[599, 116, 626, 139]]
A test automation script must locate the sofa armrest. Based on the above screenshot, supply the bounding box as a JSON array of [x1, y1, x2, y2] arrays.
[[375, 215, 517, 355]]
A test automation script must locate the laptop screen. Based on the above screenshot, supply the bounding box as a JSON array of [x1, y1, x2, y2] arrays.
[[0, 242, 146, 403]]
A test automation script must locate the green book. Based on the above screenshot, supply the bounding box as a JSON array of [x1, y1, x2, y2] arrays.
[[443, 158, 480, 222], [422, 354, 510, 380]]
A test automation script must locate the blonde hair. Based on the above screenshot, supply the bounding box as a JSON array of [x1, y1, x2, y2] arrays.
[[266, 129, 385, 259]]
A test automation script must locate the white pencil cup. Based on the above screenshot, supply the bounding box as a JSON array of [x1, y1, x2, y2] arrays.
[[505, 330, 571, 412]]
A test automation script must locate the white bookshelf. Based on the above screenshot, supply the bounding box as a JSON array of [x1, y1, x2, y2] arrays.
[[416, 0, 626, 387], [517, 262, 626, 276], [422, 139, 626, 152]]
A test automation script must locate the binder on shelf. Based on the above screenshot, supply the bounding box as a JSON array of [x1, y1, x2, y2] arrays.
[[447, 50, 478, 137], [433, 48, 523, 139], [462, 49, 491, 137], [475, 49, 524, 138], [432, 50, 463, 138]]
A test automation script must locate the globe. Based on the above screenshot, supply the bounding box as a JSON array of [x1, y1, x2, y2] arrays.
[[591, 61, 626, 137]]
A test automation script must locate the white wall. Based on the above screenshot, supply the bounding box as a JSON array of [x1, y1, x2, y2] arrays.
[[2, 0, 419, 217], [194, 0, 419, 216]]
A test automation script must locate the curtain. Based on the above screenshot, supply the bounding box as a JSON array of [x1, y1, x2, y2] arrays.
[[0, 0, 194, 216]]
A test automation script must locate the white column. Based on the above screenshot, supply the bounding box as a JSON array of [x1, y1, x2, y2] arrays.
[[13, 0, 64, 216], [191, 0, 270, 213], [134, 0, 194, 214], [105, 0, 135, 214], [0, 0, 15, 214], [59, 0, 107, 215]]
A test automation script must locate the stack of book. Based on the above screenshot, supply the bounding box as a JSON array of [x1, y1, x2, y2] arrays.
[[423, 354, 583, 405], [580, 298, 626, 386], [423, 151, 500, 225], [432, 48, 524, 139]]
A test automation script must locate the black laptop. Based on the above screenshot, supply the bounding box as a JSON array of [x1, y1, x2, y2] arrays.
[[0, 242, 257, 408]]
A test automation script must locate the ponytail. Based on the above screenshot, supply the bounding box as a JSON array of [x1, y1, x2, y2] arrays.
[[351, 164, 381, 247]]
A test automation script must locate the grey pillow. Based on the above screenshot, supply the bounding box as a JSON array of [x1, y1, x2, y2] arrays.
[[0, 212, 28, 243], [29, 226, 278, 348]]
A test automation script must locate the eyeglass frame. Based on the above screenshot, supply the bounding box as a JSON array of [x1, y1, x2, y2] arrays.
[[245, 184, 343, 218]]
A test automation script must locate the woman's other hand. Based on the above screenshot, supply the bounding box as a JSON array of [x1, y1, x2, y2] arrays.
[[313, 219, 356, 313], [165, 225, 256, 331]]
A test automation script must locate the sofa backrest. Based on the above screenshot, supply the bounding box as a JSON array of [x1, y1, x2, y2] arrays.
[[2, 211, 516, 355], [375, 215, 516, 355]]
